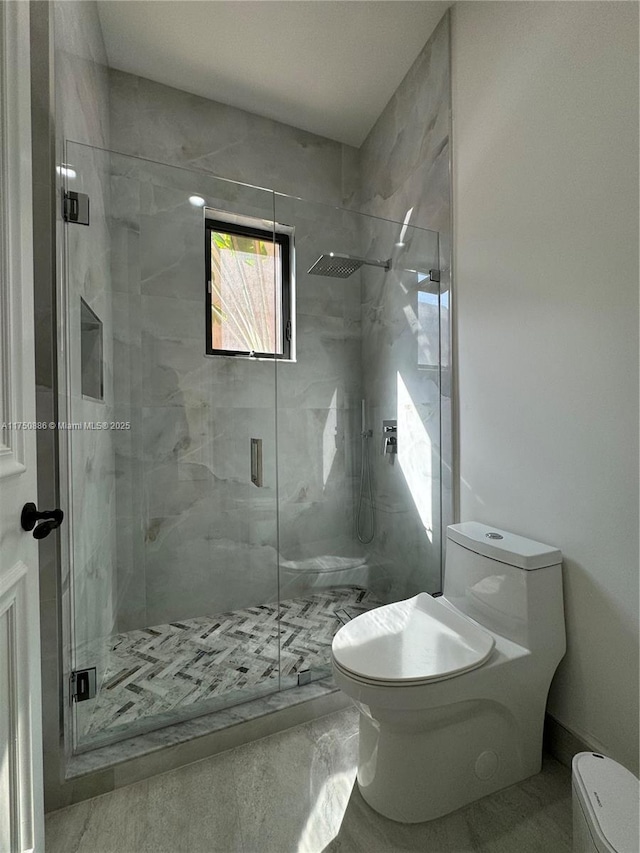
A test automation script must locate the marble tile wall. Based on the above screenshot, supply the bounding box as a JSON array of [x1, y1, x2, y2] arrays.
[[95, 16, 453, 629], [107, 73, 367, 628], [271, 195, 366, 596], [106, 150, 367, 628], [108, 69, 359, 209], [357, 11, 452, 597]]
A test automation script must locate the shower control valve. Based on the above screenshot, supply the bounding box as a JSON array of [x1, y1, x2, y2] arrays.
[[382, 420, 398, 455]]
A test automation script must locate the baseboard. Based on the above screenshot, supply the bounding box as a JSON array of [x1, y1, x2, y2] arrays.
[[544, 712, 597, 768]]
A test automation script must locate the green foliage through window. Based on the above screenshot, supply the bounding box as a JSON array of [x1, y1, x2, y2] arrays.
[[206, 218, 292, 359]]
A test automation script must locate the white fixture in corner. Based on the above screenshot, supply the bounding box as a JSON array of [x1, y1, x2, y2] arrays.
[[331, 521, 566, 823], [189, 195, 206, 207], [572, 752, 639, 853]]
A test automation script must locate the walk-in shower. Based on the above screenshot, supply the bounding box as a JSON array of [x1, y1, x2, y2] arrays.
[[60, 142, 444, 754]]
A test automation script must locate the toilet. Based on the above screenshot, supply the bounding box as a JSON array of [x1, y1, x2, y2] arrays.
[[331, 521, 566, 823]]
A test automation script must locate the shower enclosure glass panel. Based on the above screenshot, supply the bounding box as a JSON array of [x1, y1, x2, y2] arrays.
[[63, 144, 280, 750], [272, 193, 442, 687], [61, 143, 442, 753]]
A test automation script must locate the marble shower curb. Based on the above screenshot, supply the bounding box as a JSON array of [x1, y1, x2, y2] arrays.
[[54, 679, 350, 811]]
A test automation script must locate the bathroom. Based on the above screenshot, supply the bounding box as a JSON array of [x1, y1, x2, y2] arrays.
[[0, 1, 638, 851]]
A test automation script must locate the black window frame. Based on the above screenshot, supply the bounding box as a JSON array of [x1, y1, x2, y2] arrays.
[[205, 216, 292, 360]]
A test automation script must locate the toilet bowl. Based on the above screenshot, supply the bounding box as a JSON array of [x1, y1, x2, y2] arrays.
[[331, 522, 566, 823]]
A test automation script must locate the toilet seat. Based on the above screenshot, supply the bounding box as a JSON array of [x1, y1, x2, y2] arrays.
[[332, 592, 495, 685]]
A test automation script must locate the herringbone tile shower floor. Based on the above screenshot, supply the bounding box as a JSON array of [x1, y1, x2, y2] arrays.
[[84, 586, 380, 738]]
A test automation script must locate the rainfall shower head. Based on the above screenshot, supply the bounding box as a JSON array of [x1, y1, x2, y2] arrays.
[[307, 253, 390, 279]]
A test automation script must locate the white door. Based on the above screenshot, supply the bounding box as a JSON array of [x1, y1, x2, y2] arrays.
[[0, 2, 45, 851]]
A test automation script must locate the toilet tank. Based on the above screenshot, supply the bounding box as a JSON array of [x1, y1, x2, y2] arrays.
[[443, 522, 564, 652]]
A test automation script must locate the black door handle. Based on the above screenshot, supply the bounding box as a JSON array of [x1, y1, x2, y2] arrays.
[[21, 502, 64, 539]]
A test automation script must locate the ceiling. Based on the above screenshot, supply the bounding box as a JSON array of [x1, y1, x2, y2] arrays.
[[97, 1, 450, 147]]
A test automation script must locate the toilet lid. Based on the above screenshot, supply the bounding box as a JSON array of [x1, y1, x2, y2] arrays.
[[332, 593, 495, 684]]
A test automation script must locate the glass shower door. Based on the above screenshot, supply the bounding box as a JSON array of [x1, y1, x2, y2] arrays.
[[62, 143, 282, 750], [61, 143, 445, 752], [273, 193, 442, 688]]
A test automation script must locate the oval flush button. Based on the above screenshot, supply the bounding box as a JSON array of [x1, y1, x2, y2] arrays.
[[485, 532, 504, 540]]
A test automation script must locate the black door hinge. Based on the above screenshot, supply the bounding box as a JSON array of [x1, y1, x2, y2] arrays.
[[63, 191, 90, 226], [71, 668, 97, 702]]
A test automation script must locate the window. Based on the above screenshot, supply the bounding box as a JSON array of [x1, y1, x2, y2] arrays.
[[205, 214, 293, 359], [417, 274, 440, 369]]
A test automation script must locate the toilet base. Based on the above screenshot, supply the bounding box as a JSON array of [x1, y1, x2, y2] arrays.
[[355, 699, 542, 823]]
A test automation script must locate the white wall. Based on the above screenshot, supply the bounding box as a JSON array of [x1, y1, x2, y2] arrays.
[[452, 1, 639, 773]]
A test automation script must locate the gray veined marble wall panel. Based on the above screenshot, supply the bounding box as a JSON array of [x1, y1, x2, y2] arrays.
[[271, 195, 365, 580], [358, 10, 452, 596], [103, 92, 365, 628], [54, 1, 110, 154], [105, 161, 273, 628], [358, 12, 450, 233], [108, 69, 358, 207], [357, 219, 442, 599], [110, 171, 145, 633]]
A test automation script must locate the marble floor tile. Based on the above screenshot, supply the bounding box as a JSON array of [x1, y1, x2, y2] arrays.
[[47, 706, 573, 853], [230, 704, 360, 853], [325, 754, 573, 853], [81, 587, 380, 744], [45, 744, 242, 853]]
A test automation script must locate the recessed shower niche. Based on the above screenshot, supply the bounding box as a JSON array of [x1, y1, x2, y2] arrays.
[[80, 297, 103, 401]]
